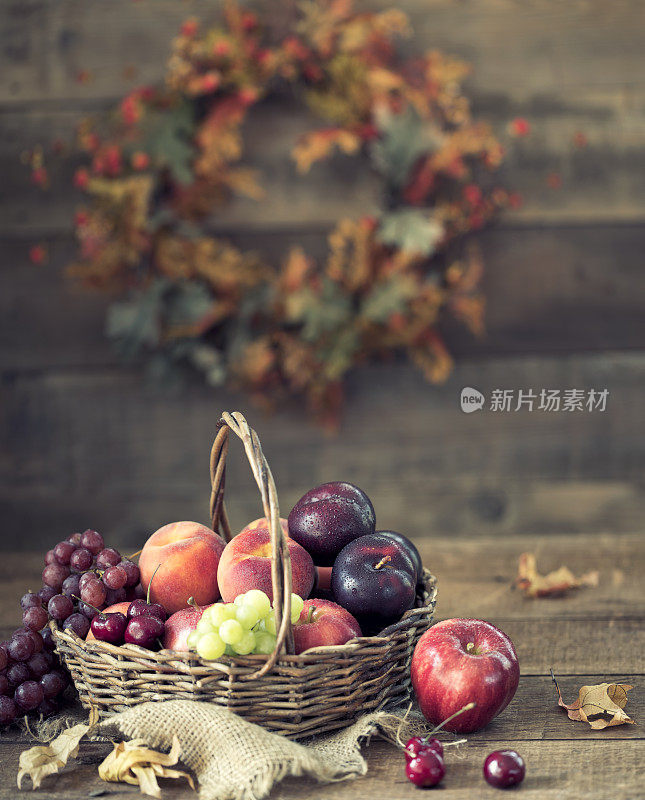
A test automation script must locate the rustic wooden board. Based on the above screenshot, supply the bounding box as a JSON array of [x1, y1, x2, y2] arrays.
[[1, 351, 643, 548], [3, 100, 645, 234], [0, 710, 641, 799], [2, 223, 645, 372], [1, 0, 645, 232]]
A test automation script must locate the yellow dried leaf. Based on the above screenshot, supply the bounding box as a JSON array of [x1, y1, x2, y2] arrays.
[[515, 553, 599, 598], [98, 735, 195, 799], [553, 673, 635, 729], [292, 128, 361, 173], [17, 723, 90, 790]]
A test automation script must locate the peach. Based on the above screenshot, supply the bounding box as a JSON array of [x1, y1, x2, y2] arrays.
[[217, 525, 315, 603], [139, 521, 226, 615], [239, 517, 289, 537]]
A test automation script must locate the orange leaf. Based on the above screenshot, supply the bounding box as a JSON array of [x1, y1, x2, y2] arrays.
[[292, 128, 361, 173], [515, 552, 599, 598], [552, 672, 635, 729]]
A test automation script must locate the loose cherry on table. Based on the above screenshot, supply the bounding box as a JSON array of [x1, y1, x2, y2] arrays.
[[483, 750, 526, 788], [405, 736, 444, 760], [406, 749, 445, 788]]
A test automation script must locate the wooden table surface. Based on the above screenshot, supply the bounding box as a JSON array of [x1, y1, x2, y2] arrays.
[[0, 532, 642, 800]]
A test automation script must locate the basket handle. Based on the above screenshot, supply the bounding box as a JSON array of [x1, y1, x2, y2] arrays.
[[209, 412, 294, 678]]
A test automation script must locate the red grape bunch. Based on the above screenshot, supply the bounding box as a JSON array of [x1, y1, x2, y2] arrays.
[[0, 529, 141, 726]]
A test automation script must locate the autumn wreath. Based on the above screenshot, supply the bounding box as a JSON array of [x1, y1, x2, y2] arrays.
[[42, 0, 512, 426]]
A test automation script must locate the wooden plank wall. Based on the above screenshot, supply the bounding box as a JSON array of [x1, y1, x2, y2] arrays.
[[1, 0, 644, 551]]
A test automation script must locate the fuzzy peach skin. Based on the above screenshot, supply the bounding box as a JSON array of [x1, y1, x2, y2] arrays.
[[293, 598, 361, 654], [240, 517, 289, 537], [217, 526, 315, 603], [139, 522, 226, 615], [85, 602, 130, 641]]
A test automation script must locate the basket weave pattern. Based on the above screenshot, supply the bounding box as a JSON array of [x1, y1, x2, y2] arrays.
[[53, 412, 437, 739]]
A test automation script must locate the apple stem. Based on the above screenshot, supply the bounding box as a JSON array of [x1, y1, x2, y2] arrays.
[[374, 555, 392, 570], [187, 596, 199, 610], [429, 701, 476, 734], [305, 606, 315, 624], [147, 563, 162, 605]]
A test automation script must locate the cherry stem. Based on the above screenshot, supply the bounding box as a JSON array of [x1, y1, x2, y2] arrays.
[[147, 563, 162, 605], [72, 596, 103, 617], [374, 555, 392, 570], [429, 701, 476, 734]]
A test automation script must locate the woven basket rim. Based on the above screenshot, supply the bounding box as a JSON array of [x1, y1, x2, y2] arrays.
[[52, 570, 437, 669]]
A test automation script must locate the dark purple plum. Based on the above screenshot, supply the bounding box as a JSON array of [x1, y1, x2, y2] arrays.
[[288, 482, 376, 566], [331, 533, 416, 625], [376, 531, 423, 583]]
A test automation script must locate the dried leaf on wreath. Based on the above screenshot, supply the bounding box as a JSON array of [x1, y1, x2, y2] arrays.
[[17, 723, 90, 789], [98, 735, 195, 799], [292, 127, 361, 173], [515, 553, 599, 598], [552, 672, 635, 730]]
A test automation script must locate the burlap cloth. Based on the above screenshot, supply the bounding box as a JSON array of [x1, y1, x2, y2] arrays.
[[98, 701, 427, 800], [22, 700, 432, 800]]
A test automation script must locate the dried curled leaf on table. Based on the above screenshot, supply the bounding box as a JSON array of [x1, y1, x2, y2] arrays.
[[552, 671, 635, 729], [99, 735, 195, 799], [515, 552, 599, 598], [17, 723, 90, 789]]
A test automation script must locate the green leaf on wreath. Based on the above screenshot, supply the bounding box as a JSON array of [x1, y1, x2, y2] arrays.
[[106, 279, 167, 359], [142, 99, 195, 186], [285, 279, 352, 343], [360, 275, 417, 323], [165, 281, 215, 331], [317, 327, 360, 381], [377, 209, 443, 256], [371, 106, 442, 190]]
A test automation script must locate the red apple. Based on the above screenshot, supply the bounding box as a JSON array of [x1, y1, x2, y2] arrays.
[[163, 603, 212, 652], [293, 598, 362, 654], [411, 618, 519, 733]]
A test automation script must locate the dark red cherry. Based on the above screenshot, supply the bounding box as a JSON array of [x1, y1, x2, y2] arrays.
[[90, 612, 128, 645], [124, 615, 164, 649], [484, 750, 525, 788], [406, 750, 445, 788], [405, 736, 443, 760], [127, 599, 166, 622]]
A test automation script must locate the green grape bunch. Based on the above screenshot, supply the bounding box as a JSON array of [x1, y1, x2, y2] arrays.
[[188, 590, 304, 660]]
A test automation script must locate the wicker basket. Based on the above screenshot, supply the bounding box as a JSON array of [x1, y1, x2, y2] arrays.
[[53, 411, 437, 739]]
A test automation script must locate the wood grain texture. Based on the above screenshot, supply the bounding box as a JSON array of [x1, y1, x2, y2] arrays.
[[0, 739, 641, 800], [2, 223, 645, 372], [1, 354, 643, 549], [0, 531, 641, 799], [1, 0, 645, 232]]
